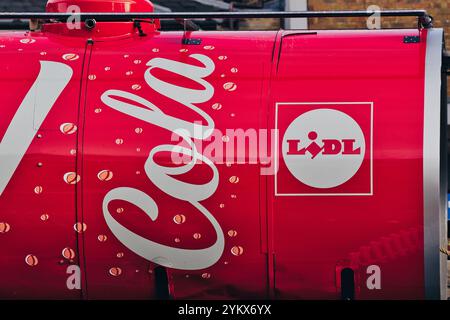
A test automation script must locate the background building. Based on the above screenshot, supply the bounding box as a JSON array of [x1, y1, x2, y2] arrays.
[[1, 1, 447, 37]]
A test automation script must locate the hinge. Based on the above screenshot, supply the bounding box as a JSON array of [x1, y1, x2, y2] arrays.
[[181, 38, 202, 45], [403, 35, 420, 44]]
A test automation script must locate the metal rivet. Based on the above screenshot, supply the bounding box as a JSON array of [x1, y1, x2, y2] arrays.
[[37, 162, 43, 167], [37, 134, 43, 139]]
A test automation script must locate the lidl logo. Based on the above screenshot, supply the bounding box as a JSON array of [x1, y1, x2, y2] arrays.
[[276, 103, 373, 196]]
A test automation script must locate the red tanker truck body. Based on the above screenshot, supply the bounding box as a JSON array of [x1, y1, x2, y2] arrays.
[[0, 0, 447, 300]]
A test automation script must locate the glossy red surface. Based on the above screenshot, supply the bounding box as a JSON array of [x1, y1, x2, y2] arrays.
[[270, 30, 426, 299], [0, 21, 430, 299], [46, 0, 154, 13]]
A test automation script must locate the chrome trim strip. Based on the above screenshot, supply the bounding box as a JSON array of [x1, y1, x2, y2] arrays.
[[423, 28, 446, 300]]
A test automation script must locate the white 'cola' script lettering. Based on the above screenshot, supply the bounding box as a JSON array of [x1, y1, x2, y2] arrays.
[[0, 61, 73, 196], [101, 54, 225, 270]]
